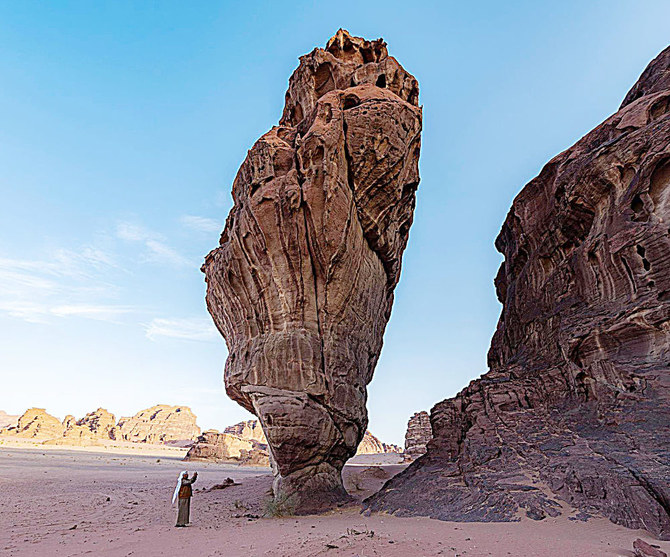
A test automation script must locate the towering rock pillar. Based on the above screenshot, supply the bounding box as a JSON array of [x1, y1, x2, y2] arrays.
[[203, 30, 421, 511]]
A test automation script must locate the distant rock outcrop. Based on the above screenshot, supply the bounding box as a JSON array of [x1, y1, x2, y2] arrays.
[[223, 419, 266, 443], [184, 429, 270, 466], [367, 46, 670, 540], [1, 408, 64, 439], [403, 411, 432, 459], [78, 408, 116, 439], [203, 28, 422, 511], [356, 430, 402, 455], [115, 405, 200, 444]]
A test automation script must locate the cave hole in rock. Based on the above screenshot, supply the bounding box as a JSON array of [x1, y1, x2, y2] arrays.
[[376, 74, 387, 88], [343, 94, 361, 110], [314, 63, 335, 97], [636, 245, 652, 271], [631, 194, 644, 214]]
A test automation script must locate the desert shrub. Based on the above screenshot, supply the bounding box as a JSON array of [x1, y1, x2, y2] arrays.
[[264, 492, 297, 518]]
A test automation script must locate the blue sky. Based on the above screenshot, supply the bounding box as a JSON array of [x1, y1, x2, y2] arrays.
[[0, 1, 668, 445]]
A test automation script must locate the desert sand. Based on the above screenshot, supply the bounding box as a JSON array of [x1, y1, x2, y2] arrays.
[[1, 447, 668, 557]]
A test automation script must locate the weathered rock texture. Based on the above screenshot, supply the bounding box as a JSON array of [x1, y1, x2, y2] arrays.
[[1, 408, 64, 439], [355, 430, 401, 455], [115, 405, 200, 444], [403, 411, 432, 459], [203, 29, 421, 510], [367, 46, 670, 540], [78, 408, 116, 439], [184, 429, 270, 466]]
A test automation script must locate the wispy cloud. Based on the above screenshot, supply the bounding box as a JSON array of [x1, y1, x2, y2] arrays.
[[144, 317, 219, 342], [180, 215, 222, 234], [0, 246, 131, 324], [116, 222, 190, 267]]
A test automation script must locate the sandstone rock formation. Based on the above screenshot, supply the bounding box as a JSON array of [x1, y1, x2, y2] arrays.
[[1, 408, 64, 439], [184, 429, 270, 466], [367, 46, 670, 540], [78, 408, 116, 439], [0, 411, 18, 430], [203, 29, 421, 510], [115, 405, 200, 444], [356, 430, 402, 455], [403, 411, 432, 459]]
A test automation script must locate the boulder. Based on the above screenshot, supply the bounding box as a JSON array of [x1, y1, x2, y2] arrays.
[[366, 46, 670, 540], [184, 429, 270, 466], [203, 28, 421, 512]]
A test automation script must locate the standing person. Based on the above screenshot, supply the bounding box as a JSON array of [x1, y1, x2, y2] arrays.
[[172, 470, 198, 527]]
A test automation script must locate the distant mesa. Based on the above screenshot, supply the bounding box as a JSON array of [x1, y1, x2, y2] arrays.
[[114, 405, 200, 444], [0, 405, 200, 448], [1, 408, 64, 439]]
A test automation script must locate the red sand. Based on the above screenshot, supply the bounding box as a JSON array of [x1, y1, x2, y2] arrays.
[[1, 447, 668, 556]]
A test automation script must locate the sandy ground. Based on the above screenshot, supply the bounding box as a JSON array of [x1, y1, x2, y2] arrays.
[[1, 447, 668, 557]]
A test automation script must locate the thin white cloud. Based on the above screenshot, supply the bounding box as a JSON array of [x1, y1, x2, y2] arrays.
[[116, 222, 190, 267], [0, 247, 131, 325], [50, 304, 134, 321], [180, 215, 222, 234], [144, 317, 219, 342]]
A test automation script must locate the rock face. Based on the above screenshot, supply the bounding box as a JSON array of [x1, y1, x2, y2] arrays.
[[115, 405, 200, 444], [184, 429, 270, 466], [403, 411, 432, 459], [1, 408, 64, 439], [203, 29, 421, 510], [355, 430, 401, 455], [367, 46, 670, 540], [78, 408, 116, 439]]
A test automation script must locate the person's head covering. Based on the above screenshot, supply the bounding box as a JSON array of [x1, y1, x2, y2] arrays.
[[172, 471, 187, 505]]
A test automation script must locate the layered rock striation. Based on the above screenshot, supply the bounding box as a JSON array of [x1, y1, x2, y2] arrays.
[[403, 411, 432, 459], [203, 29, 422, 510], [367, 46, 670, 540]]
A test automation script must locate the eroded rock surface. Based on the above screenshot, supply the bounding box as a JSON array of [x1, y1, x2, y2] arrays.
[[203, 29, 421, 511], [1, 408, 64, 439], [115, 405, 200, 444], [367, 46, 670, 540], [78, 408, 116, 439], [403, 411, 432, 460]]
